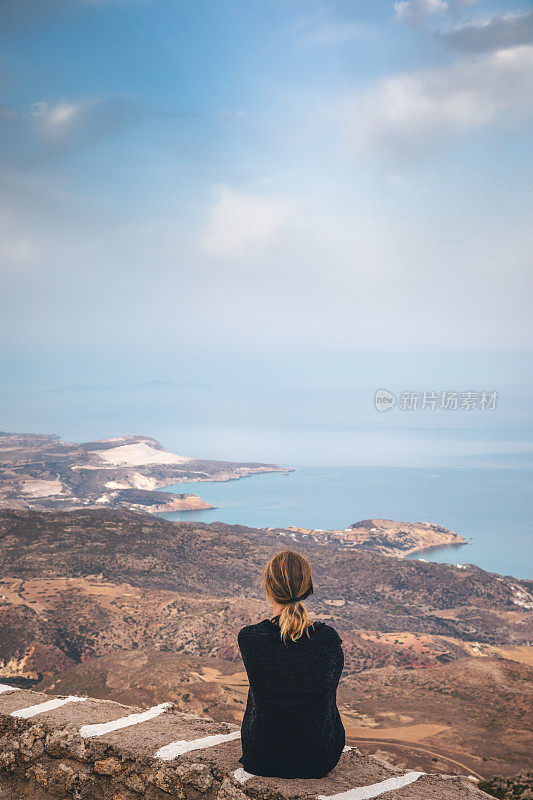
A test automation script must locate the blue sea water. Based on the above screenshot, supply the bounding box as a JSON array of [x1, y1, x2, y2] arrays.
[[2, 353, 532, 579], [159, 466, 533, 579]]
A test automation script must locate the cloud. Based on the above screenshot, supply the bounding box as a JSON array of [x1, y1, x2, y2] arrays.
[[394, 0, 479, 26], [29, 97, 136, 149], [31, 101, 80, 141], [437, 10, 533, 53], [344, 44, 533, 157], [0, 96, 140, 168], [394, 0, 450, 27], [200, 185, 298, 258], [395, 0, 533, 53], [1, 95, 196, 168]]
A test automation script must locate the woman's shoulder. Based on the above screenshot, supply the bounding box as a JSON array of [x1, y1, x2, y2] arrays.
[[312, 620, 342, 645], [238, 618, 342, 650], [238, 619, 272, 645]]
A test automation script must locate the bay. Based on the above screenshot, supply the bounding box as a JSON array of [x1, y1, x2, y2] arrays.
[[159, 465, 533, 579]]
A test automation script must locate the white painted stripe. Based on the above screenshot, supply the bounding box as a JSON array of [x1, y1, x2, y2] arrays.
[[233, 768, 256, 784], [79, 702, 172, 738], [0, 684, 19, 695], [317, 771, 425, 800], [10, 695, 87, 719], [155, 730, 241, 761]]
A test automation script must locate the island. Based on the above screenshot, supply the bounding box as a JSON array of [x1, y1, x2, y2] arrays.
[[0, 431, 291, 515], [272, 517, 467, 557]]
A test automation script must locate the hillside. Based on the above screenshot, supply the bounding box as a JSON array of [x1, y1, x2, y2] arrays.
[[0, 507, 531, 786], [1, 508, 530, 624]]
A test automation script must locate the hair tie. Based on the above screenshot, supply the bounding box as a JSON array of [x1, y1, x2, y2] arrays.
[[287, 588, 312, 604]]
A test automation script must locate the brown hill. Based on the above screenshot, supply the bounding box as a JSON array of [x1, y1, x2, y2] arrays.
[[1, 508, 531, 617], [1, 507, 532, 783]]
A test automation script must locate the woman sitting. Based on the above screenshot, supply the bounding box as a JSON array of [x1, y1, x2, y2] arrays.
[[238, 550, 345, 779]]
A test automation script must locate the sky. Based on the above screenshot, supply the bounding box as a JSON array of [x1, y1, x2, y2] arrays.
[[1, 0, 533, 462]]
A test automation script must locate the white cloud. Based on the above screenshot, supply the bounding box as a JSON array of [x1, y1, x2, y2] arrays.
[[395, 0, 479, 26], [394, 0, 449, 26], [200, 185, 297, 258], [25, 96, 136, 153], [344, 44, 533, 157], [0, 97, 140, 167], [31, 101, 80, 141]]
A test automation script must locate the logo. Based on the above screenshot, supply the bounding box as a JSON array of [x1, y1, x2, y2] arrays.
[[375, 389, 396, 412]]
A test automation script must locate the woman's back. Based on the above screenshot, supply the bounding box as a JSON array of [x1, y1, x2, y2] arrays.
[[238, 616, 345, 779]]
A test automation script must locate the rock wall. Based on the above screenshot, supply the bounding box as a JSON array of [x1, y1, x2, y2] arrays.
[[0, 683, 491, 800]]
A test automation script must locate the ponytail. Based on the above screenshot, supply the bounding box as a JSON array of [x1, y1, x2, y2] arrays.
[[278, 600, 312, 642], [264, 551, 314, 642]]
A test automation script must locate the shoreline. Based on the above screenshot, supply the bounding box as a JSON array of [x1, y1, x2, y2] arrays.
[[153, 465, 294, 491], [110, 463, 531, 579], [405, 541, 469, 558], [0, 430, 293, 516]]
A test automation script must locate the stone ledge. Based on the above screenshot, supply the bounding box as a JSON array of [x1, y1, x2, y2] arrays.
[[0, 684, 491, 799]]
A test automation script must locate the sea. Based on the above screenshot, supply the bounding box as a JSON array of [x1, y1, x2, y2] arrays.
[[159, 464, 533, 579], [2, 352, 532, 579]]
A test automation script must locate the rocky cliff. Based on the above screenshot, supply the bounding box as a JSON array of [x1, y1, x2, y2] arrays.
[[0, 683, 490, 799]]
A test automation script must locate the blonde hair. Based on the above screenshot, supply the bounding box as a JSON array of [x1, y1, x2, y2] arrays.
[[264, 551, 314, 642]]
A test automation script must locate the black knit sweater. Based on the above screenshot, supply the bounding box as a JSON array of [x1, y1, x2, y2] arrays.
[[237, 616, 345, 779]]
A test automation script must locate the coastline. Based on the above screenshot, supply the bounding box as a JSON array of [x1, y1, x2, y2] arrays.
[[405, 541, 469, 559], [0, 431, 293, 516], [154, 465, 294, 490], [154, 465, 531, 577]]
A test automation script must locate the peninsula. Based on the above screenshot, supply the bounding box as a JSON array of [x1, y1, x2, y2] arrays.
[[274, 518, 467, 557], [0, 431, 291, 515]]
